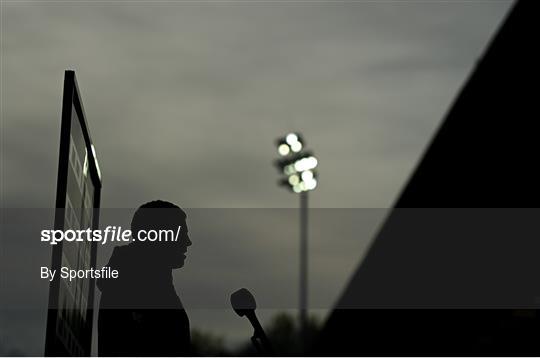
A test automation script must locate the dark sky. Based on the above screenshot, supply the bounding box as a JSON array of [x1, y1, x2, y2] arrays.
[[1, 0, 513, 354]]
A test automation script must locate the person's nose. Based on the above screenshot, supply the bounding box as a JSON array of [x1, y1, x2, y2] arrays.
[[186, 235, 192, 247]]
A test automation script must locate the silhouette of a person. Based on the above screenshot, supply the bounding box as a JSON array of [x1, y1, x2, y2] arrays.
[[97, 200, 192, 356]]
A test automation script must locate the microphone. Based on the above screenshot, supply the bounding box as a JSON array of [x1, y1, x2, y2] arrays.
[[230, 288, 274, 355]]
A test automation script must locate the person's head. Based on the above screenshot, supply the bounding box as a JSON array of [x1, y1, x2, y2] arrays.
[[131, 200, 191, 269]]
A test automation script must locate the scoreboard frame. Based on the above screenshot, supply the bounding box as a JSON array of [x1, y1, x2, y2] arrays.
[[45, 70, 102, 356]]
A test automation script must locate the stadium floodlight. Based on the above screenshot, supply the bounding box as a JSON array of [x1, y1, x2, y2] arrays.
[[273, 132, 318, 353], [274, 133, 318, 193]]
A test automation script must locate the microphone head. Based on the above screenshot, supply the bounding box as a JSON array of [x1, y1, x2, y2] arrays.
[[230, 288, 257, 317]]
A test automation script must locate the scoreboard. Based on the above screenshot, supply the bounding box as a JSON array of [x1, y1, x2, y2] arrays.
[[45, 71, 102, 356]]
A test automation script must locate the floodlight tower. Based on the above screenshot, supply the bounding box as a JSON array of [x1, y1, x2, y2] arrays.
[[274, 133, 318, 352]]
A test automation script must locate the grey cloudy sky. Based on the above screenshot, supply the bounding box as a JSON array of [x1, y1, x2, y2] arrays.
[[1, 0, 514, 355], [3, 0, 513, 209]]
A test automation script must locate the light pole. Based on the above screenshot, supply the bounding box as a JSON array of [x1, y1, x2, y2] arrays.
[[274, 133, 318, 353]]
